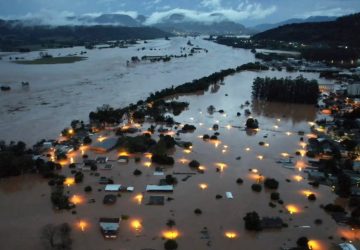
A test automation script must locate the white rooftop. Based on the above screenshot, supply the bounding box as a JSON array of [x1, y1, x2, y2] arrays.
[[146, 185, 174, 192], [105, 184, 121, 191]]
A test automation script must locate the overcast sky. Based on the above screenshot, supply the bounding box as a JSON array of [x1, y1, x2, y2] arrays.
[[0, 0, 359, 25]]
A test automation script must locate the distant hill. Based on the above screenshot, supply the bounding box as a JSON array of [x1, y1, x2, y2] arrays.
[[0, 20, 170, 51], [252, 16, 337, 32], [153, 13, 248, 35], [252, 13, 360, 47]]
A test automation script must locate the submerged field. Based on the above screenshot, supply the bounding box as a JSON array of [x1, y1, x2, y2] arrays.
[[0, 68, 355, 250], [15, 56, 87, 65]]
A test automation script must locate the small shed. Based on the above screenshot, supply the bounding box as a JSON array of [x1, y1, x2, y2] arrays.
[[105, 184, 121, 192]]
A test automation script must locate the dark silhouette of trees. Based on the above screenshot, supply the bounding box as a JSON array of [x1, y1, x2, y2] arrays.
[[252, 76, 319, 104], [243, 211, 261, 231]]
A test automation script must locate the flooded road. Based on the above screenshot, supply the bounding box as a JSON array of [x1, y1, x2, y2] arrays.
[[0, 37, 254, 145]]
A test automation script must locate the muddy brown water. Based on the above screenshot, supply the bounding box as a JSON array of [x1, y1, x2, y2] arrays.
[[0, 40, 350, 250]]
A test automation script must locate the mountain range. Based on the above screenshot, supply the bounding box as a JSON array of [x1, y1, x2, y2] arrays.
[[64, 13, 341, 35], [252, 13, 360, 47], [251, 16, 337, 32]]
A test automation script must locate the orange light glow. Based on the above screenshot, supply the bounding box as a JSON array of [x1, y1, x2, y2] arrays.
[[209, 140, 222, 148], [97, 136, 107, 142], [64, 177, 75, 187], [281, 152, 289, 157], [307, 240, 323, 250], [251, 169, 259, 173], [296, 160, 306, 171], [306, 133, 317, 139], [70, 195, 84, 205], [216, 163, 227, 172], [301, 190, 314, 197], [131, 220, 142, 231], [257, 155, 264, 160], [225, 231, 238, 239], [68, 129, 74, 135], [198, 166, 206, 171], [199, 183, 208, 190], [163, 131, 176, 136], [70, 157, 74, 164], [134, 194, 143, 205], [293, 175, 303, 182], [78, 220, 87, 232], [183, 149, 192, 154], [144, 153, 152, 159], [143, 162, 152, 168], [162, 230, 179, 239], [321, 109, 331, 115], [299, 142, 307, 148], [286, 205, 300, 214], [298, 149, 306, 157], [118, 151, 129, 157], [179, 158, 189, 164]]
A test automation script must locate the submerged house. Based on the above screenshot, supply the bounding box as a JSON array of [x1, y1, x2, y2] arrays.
[[91, 137, 118, 153], [99, 218, 120, 239], [260, 217, 284, 229], [146, 185, 174, 192]]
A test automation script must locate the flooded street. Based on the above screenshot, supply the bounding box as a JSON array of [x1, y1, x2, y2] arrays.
[[0, 37, 254, 145], [0, 50, 355, 249]]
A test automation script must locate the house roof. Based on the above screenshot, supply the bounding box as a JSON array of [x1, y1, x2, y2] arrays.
[[105, 184, 121, 191], [338, 243, 357, 250], [99, 217, 120, 231], [146, 185, 173, 192]]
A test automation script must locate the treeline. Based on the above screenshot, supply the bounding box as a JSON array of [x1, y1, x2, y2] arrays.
[[252, 76, 319, 104], [301, 47, 359, 61], [252, 13, 360, 48], [0, 20, 170, 51], [89, 62, 268, 124]]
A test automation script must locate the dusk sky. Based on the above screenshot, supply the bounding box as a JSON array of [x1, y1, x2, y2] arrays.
[[0, 0, 359, 25]]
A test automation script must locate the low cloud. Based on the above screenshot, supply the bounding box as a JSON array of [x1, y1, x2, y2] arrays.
[[145, 4, 277, 25], [302, 7, 354, 18]]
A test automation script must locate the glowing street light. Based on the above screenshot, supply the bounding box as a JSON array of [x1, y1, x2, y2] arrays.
[[162, 230, 179, 239], [225, 231, 238, 239], [78, 220, 87, 232], [134, 194, 143, 205], [199, 183, 208, 190]]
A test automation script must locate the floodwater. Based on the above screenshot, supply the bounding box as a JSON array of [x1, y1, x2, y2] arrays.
[[0, 38, 353, 250], [0, 37, 254, 145]]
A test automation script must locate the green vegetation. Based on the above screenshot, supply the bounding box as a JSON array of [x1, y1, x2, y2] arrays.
[[51, 186, 70, 210], [117, 134, 156, 153], [164, 239, 178, 250], [15, 56, 87, 65], [0, 21, 170, 51], [41, 223, 72, 250], [151, 154, 174, 165], [243, 211, 261, 231], [251, 184, 262, 192], [252, 76, 319, 104], [253, 13, 360, 48], [264, 178, 279, 189], [0, 141, 34, 177]]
